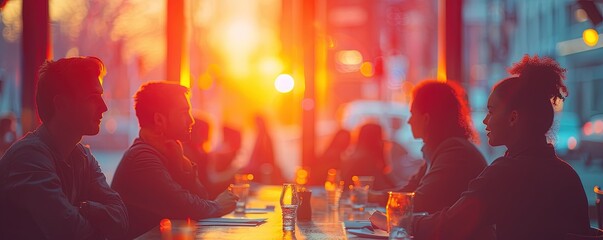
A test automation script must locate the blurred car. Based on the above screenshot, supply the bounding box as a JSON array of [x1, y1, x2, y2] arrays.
[[580, 114, 603, 165], [551, 111, 581, 158]]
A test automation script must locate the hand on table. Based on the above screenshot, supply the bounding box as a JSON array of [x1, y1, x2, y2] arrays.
[[369, 210, 388, 231], [214, 190, 239, 216]]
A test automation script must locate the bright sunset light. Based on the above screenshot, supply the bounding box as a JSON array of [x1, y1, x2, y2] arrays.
[[274, 74, 294, 93]]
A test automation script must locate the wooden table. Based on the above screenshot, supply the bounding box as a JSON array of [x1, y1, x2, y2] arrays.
[[135, 185, 378, 240]]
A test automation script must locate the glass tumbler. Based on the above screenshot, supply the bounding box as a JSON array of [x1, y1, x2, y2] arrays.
[[280, 183, 299, 231], [386, 192, 415, 240]]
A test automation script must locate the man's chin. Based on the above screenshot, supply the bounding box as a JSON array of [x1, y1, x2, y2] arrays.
[[83, 127, 101, 136]]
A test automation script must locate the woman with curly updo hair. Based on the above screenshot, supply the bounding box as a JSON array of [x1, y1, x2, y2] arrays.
[[411, 55, 590, 240]]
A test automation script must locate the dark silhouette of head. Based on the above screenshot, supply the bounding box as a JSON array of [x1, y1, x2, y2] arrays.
[[410, 80, 477, 147], [484, 55, 567, 147], [190, 117, 210, 147], [356, 122, 384, 155], [134, 81, 193, 140], [37, 56, 106, 123], [329, 129, 351, 152]]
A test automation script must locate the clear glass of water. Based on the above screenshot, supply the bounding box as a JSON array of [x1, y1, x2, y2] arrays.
[[230, 183, 250, 214], [280, 183, 299, 231], [325, 180, 343, 210], [349, 185, 369, 210]]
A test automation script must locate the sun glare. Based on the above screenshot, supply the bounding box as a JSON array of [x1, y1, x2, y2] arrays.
[[275, 74, 295, 93]]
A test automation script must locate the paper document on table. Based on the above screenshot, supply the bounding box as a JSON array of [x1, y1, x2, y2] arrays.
[[244, 208, 273, 214], [197, 222, 262, 226], [344, 220, 372, 229], [197, 217, 267, 226]]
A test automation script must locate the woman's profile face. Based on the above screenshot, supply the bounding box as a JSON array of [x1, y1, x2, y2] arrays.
[[483, 91, 512, 147], [408, 102, 427, 140]]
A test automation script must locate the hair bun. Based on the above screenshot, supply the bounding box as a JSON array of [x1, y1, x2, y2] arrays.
[[508, 55, 568, 103]]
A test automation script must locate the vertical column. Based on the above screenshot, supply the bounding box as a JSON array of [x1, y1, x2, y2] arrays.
[[302, 0, 316, 168], [21, 0, 50, 133], [167, 0, 184, 84], [446, 0, 463, 83]]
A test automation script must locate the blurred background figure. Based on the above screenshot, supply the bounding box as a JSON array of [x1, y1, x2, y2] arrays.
[[307, 128, 351, 186], [244, 114, 283, 184], [384, 138, 425, 190], [0, 113, 17, 157], [341, 122, 397, 190], [183, 116, 242, 199]]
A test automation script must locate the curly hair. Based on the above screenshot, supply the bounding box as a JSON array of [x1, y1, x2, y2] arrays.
[[494, 55, 568, 136], [411, 80, 478, 146]]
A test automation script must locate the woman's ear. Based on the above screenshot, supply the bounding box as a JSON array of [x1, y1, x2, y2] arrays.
[[509, 110, 519, 126]]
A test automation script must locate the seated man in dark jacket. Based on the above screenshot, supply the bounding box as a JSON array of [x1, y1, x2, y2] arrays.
[[0, 57, 128, 239], [111, 81, 238, 239]]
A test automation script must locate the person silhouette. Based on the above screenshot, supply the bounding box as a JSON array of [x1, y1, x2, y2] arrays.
[[244, 114, 283, 184], [111, 82, 238, 239], [183, 116, 241, 198], [307, 128, 351, 186], [341, 122, 396, 190], [411, 56, 590, 239], [0, 57, 128, 239]]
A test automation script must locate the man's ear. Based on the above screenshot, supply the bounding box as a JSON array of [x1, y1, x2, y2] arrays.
[[154, 112, 168, 130], [423, 113, 431, 126], [509, 110, 519, 126], [53, 95, 68, 113]]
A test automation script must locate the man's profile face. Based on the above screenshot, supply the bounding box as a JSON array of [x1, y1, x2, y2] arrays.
[[162, 95, 194, 141], [65, 76, 108, 136]]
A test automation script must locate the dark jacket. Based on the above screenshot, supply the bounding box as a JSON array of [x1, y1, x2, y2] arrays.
[[401, 137, 487, 214], [0, 126, 128, 239], [111, 138, 221, 239], [414, 143, 590, 240]]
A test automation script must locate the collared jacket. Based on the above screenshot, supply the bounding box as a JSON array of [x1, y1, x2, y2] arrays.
[[414, 143, 590, 240], [401, 137, 488, 214], [0, 125, 129, 239], [111, 138, 221, 239]]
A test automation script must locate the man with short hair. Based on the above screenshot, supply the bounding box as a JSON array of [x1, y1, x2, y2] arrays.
[[111, 81, 238, 239], [0, 56, 129, 239]]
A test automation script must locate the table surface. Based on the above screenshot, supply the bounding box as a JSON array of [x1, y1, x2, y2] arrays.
[[135, 185, 380, 240]]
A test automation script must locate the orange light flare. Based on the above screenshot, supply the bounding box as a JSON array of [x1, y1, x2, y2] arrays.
[[583, 28, 599, 47], [295, 167, 309, 186], [436, 0, 447, 82], [159, 218, 172, 233], [360, 62, 374, 77], [568, 137, 578, 150], [583, 122, 593, 136], [594, 120, 603, 134]]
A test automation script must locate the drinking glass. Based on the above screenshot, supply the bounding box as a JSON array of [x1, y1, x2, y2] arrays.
[[234, 173, 253, 184], [229, 183, 250, 214], [349, 185, 369, 210], [352, 175, 375, 189], [386, 192, 414, 240], [280, 183, 299, 231], [325, 180, 344, 210]]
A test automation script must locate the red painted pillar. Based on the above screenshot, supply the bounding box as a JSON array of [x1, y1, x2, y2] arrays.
[[21, 0, 50, 133], [446, 0, 463, 83], [302, 0, 316, 168], [167, 0, 184, 83]]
